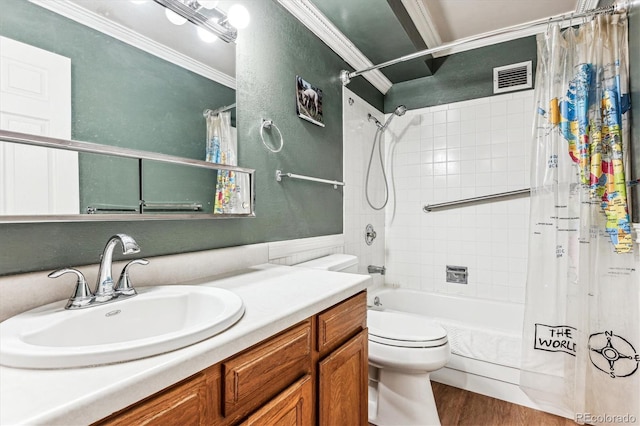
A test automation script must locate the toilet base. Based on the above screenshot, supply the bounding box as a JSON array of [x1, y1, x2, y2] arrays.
[[369, 368, 441, 426]]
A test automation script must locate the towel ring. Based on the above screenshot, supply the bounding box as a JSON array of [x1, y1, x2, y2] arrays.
[[260, 119, 284, 153]]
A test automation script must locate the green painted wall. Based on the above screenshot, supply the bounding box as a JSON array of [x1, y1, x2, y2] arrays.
[[0, 0, 380, 276], [384, 37, 537, 113], [312, 0, 432, 82]]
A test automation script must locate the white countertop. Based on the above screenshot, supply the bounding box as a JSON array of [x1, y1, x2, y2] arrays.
[[0, 264, 370, 425]]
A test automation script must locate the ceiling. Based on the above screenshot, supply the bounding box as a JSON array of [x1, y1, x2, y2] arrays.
[[292, 0, 599, 91], [35, 0, 603, 94], [31, 0, 237, 87]]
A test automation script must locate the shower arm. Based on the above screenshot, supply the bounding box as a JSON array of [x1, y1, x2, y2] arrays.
[[339, 0, 639, 85]]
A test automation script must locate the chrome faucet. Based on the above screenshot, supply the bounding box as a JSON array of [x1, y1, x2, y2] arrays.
[[49, 234, 148, 309], [95, 234, 140, 301], [367, 265, 386, 275]]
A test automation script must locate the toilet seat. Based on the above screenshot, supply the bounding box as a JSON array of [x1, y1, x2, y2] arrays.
[[368, 310, 448, 348]]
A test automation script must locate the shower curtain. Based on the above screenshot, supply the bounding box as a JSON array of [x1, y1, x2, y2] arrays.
[[520, 14, 639, 423], [205, 111, 249, 214]]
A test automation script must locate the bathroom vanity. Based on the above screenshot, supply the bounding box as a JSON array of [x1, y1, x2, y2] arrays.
[[97, 291, 367, 425], [0, 264, 369, 425]]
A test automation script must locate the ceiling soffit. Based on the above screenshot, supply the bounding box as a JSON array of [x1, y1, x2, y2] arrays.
[[282, 0, 599, 93], [277, 0, 393, 94]]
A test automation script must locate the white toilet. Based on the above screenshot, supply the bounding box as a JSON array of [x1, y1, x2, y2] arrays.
[[295, 255, 450, 425], [368, 308, 450, 426]]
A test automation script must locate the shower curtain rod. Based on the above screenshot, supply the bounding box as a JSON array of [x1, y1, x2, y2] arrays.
[[203, 103, 236, 117], [339, 0, 639, 85]]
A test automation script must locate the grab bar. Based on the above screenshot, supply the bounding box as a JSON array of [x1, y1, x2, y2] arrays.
[[423, 188, 530, 212], [87, 202, 203, 214], [275, 169, 345, 189], [143, 202, 203, 211]]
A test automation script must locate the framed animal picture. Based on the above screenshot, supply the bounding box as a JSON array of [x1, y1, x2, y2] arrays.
[[295, 76, 324, 127]]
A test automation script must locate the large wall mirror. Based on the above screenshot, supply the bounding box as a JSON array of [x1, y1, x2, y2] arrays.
[[0, 0, 253, 220]]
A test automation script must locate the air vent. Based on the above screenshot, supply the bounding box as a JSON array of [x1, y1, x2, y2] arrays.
[[493, 61, 532, 94]]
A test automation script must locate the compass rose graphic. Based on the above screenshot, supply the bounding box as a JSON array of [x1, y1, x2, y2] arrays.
[[588, 331, 640, 378]]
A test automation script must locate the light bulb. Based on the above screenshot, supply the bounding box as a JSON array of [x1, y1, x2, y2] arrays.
[[197, 26, 218, 43], [227, 4, 249, 29], [165, 8, 187, 25], [198, 0, 219, 9]]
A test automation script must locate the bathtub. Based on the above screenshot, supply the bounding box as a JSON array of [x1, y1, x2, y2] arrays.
[[368, 287, 549, 412]]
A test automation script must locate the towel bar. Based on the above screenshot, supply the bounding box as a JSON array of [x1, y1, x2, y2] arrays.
[[275, 170, 345, 189]]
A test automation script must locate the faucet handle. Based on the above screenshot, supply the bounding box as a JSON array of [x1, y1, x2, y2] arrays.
[[48, 268, 94, 309], [115, 258, 149, 296]]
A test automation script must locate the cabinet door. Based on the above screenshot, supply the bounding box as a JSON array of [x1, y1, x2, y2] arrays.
[[241, 375, 313, 426], [318, 329, 368, 426]]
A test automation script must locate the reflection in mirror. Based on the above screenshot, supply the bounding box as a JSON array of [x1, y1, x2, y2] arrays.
[[142, 161, 252, 215], [0, 0, 245, 218], [82, 154, 139, 214], [0, 130, 256, 219], [142, 161, 217, 215]]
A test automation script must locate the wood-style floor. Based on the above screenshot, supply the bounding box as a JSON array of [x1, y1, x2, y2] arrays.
[[432, 382, 579, 426]]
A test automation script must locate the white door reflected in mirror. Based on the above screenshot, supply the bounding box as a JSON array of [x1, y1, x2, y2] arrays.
[[0, 36, 79, 215]]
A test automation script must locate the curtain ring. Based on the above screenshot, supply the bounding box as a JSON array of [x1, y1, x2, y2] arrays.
[[260, 119, 284, 153], [546, 17, 553, 36]]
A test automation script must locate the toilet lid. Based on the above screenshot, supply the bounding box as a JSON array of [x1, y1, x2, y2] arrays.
[[368, 310, 448, 348]]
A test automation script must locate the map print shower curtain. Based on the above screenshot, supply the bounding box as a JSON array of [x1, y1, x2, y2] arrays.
[[520, 14, 639, 423], [206, 111, 248, 214]]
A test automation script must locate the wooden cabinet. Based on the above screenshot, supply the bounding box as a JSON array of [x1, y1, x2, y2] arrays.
[[318, 330, 368, 426], [96, 368, 215, 426], [97, 291, 367, 426], [222, 320, 312, 423], [317, 292, 367, 357], [240, 375, 313, 426]]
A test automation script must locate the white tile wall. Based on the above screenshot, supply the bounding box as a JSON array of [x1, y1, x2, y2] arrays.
[[343, 88, 386, 287], [384, 90, 534, 304]]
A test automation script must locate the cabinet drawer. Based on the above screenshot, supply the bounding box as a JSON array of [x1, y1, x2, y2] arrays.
[[317, 291, 366, 357], [96, 372, 209, 426], [222, 319, 312, 420], [240, 375, 313, 426]]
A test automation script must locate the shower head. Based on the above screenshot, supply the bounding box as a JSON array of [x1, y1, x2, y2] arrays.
[[367, 113, 383, 129], [380, 105, 407, 130]]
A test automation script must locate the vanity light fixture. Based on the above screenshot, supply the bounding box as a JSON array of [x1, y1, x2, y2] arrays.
[[165, 8, 188, 25], [197, 26, 219, 43], [227, 4, 250, 29], [152, 0, 238, 43]]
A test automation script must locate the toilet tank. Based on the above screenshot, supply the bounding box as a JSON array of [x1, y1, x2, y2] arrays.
[[294, 254, 359, 273]]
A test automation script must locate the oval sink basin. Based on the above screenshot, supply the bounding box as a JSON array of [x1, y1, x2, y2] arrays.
[[0, 285, 244, 369]]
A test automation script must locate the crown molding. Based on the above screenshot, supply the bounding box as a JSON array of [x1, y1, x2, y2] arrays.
[[28, 0, 236, 89], [401, 0, 442, 54], [277, 0, 393, 94], [576, 0, 600, 13]]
